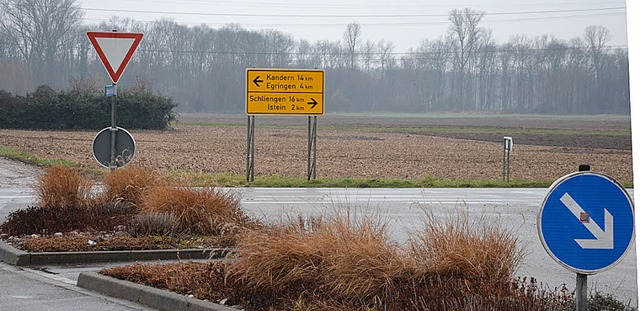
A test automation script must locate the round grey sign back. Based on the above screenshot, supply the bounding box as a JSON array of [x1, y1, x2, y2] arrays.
[[92, 127, 136, 168]]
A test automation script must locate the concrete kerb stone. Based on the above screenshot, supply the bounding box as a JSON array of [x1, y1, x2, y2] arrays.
[[0, 240, 29, 265], [77, 272, 237, 311], [0, 240, 230, 266]]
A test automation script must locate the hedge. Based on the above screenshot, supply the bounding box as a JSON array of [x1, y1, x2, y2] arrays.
[[0, 85, 177, 130]]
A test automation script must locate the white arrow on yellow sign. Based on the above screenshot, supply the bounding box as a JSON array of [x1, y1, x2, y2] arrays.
[[246, 69, 324, 115]]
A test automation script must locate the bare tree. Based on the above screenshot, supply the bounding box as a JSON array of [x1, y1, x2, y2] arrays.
[[377, 40, 395, 79], [0, 0, 83, 87], [448, 8, 485, 109], [344, 22, 361, 69], [262, 29, 295, 68], [361, 40, 375, 72], [296, 39, 313, 68], [583, 25, 611, 81], [98, 16, 144, 32]]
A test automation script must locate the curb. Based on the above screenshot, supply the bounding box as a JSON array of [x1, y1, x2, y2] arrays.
[[0, 240, 29, 265], [0, 241, 229, 266], [78, 271, 238, 311]]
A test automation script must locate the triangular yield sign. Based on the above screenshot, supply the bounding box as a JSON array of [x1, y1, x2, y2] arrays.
[[87, 31, 144, 84]]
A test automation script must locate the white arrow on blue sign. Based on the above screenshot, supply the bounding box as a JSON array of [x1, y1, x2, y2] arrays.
[[538, 172, 634, 274]]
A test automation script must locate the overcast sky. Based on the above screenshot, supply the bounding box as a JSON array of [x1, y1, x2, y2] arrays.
[[78, 0, 628, 53]]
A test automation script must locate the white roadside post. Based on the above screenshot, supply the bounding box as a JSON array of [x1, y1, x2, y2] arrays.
[[503, 136, 513, 182]]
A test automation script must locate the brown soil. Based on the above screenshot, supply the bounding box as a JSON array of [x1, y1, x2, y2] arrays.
[[0, 114, 632, 182]]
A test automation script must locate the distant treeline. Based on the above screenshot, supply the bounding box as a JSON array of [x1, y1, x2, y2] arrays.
[[0, 85, 177, 130], [0, 2, 630, 115]]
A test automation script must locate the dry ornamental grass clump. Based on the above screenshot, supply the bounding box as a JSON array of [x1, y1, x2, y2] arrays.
[[35, 166, 93, 208], [227, 213, 401, 307], [223, 211, 534, 310], [101, 165, 167, 206], [2, 165, 252, 250], [140, 185, 249, 235], [1, 166, 140, 235], [407, 214, 523, 285]]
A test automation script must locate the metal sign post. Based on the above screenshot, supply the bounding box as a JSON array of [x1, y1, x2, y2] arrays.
[[109, 83, 117, 172], [575, 165, 590, 311], [307, 116, 318, 180], [246, 116, 255, 182]]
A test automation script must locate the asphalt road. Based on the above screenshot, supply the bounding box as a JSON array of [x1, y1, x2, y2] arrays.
[[0, 187, 637, 308]]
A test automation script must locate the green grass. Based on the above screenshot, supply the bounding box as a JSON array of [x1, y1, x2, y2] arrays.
[[1, 147, 631, 189], [0, 146, 75, 168], [162, 170, 555, 188]]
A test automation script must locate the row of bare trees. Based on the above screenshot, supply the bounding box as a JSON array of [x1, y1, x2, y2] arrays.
[[0, 0, 629, 114]]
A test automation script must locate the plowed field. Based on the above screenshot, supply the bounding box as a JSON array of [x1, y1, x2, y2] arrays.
[[0, 113, 632, 182]]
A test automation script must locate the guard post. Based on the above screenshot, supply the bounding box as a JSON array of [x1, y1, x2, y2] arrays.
[[503, 136, 513, 182]]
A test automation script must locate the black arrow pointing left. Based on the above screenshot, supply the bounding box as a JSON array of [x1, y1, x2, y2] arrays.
[[253, 76, 264, 87]]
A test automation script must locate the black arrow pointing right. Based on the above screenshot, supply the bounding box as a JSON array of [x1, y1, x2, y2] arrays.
[[253, 76, 264, 87], [308, 98, 318, 109]]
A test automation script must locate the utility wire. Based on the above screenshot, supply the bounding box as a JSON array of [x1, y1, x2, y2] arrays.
[[82, 11, 624, 28], [80, 6, 625, 19]]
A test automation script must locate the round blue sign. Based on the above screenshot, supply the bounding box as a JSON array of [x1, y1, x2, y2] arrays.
[[538, 172, 634, 274]]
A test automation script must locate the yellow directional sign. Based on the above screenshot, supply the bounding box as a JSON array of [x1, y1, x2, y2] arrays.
[[246, 69, 324, 115]]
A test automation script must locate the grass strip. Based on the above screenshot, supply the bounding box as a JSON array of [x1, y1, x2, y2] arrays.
[[164, 171, 558, 188], [1, 148, 631, 188], [0, 146, 75, 168]]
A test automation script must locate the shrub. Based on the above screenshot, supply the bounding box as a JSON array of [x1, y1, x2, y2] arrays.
[[116, 88, 178, 129], [128, 213, 180, 236], [0, 84, 177, 130], [102, 165, 166, 206], [35, 166, 93, 209], [103, 262, 231, 303], [0, 201, 136, 236], [140, 186, 248, 235], [562, 291, 637, 311]]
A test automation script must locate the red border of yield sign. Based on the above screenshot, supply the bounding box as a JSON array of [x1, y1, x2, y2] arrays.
[[86, 32, 143, 84]]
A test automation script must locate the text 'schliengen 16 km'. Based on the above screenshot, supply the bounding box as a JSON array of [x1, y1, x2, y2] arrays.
[[246, 69, 324, 115]]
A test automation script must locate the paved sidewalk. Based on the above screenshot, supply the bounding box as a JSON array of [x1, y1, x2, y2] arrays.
[[0, 262, 155, 311]]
